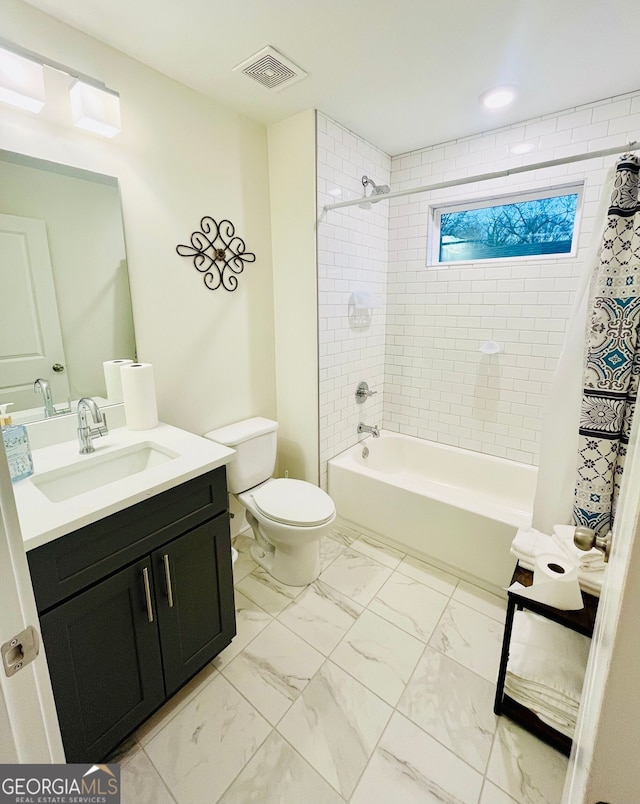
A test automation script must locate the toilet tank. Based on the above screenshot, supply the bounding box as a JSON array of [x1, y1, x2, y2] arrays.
[[204, 417, 278, 493]]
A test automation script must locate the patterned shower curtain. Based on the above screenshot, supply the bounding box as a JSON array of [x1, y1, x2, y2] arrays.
[[573, 153, 640, 536]]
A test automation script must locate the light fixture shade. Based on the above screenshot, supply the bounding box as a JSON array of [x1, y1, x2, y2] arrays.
[[480, 85, 517, 110], [511, 142, 536, 155], [0, 46, 45, 113], [69, 80, 121, 138]]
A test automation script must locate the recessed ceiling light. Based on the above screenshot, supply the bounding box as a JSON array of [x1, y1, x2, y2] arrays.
[[480, 86, 517, 110], [511, 142, 536, 155]]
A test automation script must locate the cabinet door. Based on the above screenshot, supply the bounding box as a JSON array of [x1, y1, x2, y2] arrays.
[[154, 516, 236, 695], [39, 558, 165, 762]]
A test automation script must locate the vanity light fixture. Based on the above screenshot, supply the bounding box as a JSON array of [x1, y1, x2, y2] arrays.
[[69, 80, 121, 138], [0, 45, 45, 113], [480, 85, 517, 110], [0, 38, 121, 138]]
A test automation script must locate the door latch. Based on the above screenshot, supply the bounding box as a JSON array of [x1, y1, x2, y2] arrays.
[[1, 626, 40, 677]]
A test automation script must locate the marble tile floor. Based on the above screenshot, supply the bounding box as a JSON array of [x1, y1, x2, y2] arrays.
[[112, 525, 568, 804]]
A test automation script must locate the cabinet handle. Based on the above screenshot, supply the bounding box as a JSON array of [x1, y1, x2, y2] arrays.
[[162, 554, 174, 608], [142, 567, 154, 623]]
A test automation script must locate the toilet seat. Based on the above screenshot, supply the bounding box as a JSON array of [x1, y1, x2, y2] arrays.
[[252, 478, 335, 527]]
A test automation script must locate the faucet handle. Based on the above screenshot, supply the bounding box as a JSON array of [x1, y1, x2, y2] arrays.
[[355, 381, 378, 403], [97, 413, 108, 435]]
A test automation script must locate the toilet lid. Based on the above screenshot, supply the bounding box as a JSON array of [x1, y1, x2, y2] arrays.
[[252, 479, 335, 527]]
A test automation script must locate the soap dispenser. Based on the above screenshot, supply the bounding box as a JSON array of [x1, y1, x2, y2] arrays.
[[0, 403, 34, 482]]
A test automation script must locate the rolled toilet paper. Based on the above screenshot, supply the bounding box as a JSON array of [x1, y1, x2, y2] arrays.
[[508, 553, 584, 610], [103, 359, 134, 401], [121, 362, 158, 431]]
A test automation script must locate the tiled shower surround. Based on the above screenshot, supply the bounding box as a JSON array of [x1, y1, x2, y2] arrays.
[[317, 113, 390, 487], [317, 92, 640, 482]]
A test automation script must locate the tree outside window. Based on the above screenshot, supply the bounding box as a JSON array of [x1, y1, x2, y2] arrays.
[[436, 189, 580, 263]]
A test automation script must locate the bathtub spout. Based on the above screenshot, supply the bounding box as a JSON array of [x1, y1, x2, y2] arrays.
[[358, 422, 380, 438]]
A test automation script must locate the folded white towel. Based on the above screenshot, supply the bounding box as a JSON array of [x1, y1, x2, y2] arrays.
[[504, 681, 577, 738], [508, 611, 591, 704], [510, 526, 604, 595], [505, 675, 581, 714], [502, 610, 591, 739]]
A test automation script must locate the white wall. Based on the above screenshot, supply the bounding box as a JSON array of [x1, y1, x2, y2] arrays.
[[316, 113, 390, 487], [386, 91, 640, 464], [0, 0, 276, 438], [268, 110, 319, 483]]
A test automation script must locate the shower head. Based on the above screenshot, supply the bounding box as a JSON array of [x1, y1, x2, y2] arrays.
[[358, 175, 390, 209], [362, 175, 390, 196]]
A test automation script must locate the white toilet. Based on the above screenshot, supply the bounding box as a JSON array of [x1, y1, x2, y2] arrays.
[[205, 417, 336, 586]]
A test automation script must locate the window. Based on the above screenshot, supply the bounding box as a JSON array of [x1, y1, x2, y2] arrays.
[[430, 183, 583, 265]]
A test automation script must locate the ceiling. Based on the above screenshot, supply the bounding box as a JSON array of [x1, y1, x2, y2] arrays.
[[23, 0, 640, 156]]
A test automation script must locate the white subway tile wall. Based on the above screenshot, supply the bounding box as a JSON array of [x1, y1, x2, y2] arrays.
[[317, 92, 640, 481], [317, 112, 390, 488]]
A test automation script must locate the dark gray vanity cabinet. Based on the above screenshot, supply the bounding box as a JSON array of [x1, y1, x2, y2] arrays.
[[38, 557, 165, 762], [27, 467, 236, 763]]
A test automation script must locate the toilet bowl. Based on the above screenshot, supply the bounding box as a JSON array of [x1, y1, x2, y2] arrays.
[[205, 417, 336, 587], [239, 477, 336, 585]]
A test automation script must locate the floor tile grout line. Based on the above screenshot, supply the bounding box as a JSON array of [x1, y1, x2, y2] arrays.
[[272, 579, 365, 656], [316, 561, 394, 607], [324, 536, 467, 601], [341, 694, 395, 802], [275, 654, 397, 802], [218, 624, 326, 728], [481, 722, 503, 796], [274, 726, 349, 803], [232, 586, 276, 618], [136, 742, 182, 804], [211, 725, 275, 804], [212, 613, 274, 672], [134, 665, 221, 750], [426, 638, 502, 689], [447, 592, 509, 623], [234, 582, 300, 618]]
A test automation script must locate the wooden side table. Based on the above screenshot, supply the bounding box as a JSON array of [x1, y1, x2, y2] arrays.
[[494, 563, 599, 756]]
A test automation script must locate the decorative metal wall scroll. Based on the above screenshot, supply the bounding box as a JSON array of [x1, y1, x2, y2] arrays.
[[176, 217, 255, 292]]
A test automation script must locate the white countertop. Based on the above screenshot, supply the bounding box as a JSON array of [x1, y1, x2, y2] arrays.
[[14, 423, 235, 552]]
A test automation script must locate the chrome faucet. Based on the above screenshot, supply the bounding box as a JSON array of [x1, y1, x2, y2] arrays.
[[77, 397, 108, 454], [357, 422, 380, 438], [34, 378, 55, 418]]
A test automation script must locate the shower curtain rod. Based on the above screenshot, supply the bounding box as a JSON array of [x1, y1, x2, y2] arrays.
[[323, 140, 640, 212]]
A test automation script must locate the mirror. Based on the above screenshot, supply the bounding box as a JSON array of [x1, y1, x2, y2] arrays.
[[0, 149, 136, 424]]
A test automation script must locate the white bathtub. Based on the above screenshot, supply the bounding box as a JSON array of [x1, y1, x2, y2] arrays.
[[327, 431, 537, 592]]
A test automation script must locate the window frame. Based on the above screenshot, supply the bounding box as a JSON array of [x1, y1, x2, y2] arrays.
[[428, 182, 585, 267]]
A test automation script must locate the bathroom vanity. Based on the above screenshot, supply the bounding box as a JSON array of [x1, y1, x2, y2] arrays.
[[15, 422, 236, 763]]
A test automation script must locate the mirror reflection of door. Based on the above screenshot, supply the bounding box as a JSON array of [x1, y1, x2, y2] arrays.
[[0, 213, 70, 412], [0, 149, 135, 423]]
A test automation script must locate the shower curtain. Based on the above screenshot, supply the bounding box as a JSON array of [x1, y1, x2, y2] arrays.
[[533, 166, 614, 533], [573, 153, 640, 535]]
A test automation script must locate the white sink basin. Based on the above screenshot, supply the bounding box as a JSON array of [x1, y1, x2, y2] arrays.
[[31, 442, 180, 503]]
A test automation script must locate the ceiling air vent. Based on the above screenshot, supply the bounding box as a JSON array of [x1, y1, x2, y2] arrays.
[[233, 46, 307, 91]]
